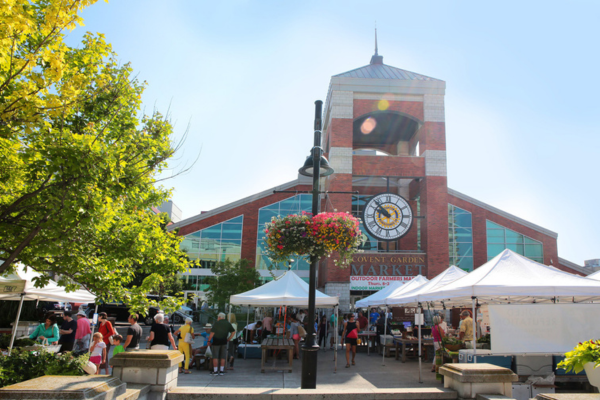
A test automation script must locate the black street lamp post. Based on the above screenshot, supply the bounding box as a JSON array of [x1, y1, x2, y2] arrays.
[[298, 100, 334, 389]]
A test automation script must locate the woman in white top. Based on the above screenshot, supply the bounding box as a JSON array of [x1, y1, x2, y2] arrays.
[[227, 313, 238, 370]]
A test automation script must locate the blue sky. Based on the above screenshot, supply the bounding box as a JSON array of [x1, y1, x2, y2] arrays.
[[69, 1, 599, 265]]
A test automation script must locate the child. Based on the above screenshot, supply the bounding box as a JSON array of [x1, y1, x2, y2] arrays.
[[109, 335, 124, 371], [89, 332, 106, 375]]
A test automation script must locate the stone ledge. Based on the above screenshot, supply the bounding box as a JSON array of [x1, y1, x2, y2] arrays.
[[477, 394, 516, 400], [0, 376, 126, 400], [536, 395, 600, 400], [111, 350, 184, 368], [169, 387, 457, 400], [439, 364, 518, 383]]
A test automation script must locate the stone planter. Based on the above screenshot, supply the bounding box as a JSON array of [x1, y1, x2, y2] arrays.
[[584, 362, 600, 388]]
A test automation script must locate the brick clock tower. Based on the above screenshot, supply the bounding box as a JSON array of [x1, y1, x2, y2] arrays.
[[319, 48, 449, 309]]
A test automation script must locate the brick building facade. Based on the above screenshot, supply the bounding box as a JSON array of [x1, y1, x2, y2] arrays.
[[167, 51, 587, 310]]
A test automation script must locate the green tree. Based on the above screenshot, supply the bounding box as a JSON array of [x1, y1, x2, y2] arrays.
[[206, 259, 262, 311], [0, 0, 190, 312]]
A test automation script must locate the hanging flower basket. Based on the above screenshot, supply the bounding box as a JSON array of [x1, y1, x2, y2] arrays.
[[263, 212, 362, 268]]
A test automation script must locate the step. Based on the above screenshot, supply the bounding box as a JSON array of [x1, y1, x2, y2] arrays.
[[116, 384, 151, 400], [169, 387, 458, 400], [0, 375, 126, 400]]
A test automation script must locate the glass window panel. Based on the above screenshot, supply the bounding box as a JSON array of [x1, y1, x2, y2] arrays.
[[456, 244, 473, 257], [505, 230, 523, 243], [262, 203, 279, 210], [487, 229, 505, 238], [487, 244, 506, 259], [486, 221, 503, 230], [524, 244, 543, 258], [524, 236, 542, 245], [454, 213, 472, 227], [457, 257, 474, 272], [227, 216, 243, 224], [506, 243, 524, 254], [221, 225, 242, 239], [453, 207, 470, 215], [201, 229, 221, 239]]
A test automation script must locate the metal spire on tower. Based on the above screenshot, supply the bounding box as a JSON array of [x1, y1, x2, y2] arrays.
[[370, 24, 383, 65]]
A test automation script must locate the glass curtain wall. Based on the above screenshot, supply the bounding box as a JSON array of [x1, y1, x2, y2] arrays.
[[179, 215, 244, 269], [256, 195, 312, 272], [486, 220, 544, 263], [448, 204, 474, 271]]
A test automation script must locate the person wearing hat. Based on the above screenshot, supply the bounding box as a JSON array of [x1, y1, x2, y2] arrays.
[[189, 323, 213, 369], [74, 309, 92, 354], [208, 312, 235, 376]]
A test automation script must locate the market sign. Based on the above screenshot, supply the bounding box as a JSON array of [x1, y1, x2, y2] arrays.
[[349, 252, 426, 291], [349, 275, 415, 291], [0, 280, 26, 294]]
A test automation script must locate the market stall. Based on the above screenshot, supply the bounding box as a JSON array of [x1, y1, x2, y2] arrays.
[[0, 264, 96, 354], [229, 270, 340, 370], [406, 249, 600, 379]]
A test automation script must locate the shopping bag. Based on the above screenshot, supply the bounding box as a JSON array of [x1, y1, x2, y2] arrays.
[[184, 332, 194, 344], [347, 329, 358, 339], [205, 346, 212, 358], [297, 326, 307, 338]]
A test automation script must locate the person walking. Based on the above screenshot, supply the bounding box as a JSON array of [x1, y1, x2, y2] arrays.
[[97, 312, 116, 374], [174, 317, 194, 374], [431, 315, 446, 372], [74, 310, 92, 354], [289, 315, 301, 359], [208, 312, 235, 376], [226, 313, 238, 370], [58, 311, 77, 352], [342, 313, 360, 368], [317, 316, 327, 350], [149, 314, 177, 350]]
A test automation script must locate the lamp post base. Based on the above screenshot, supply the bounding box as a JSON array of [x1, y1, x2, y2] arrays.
[[300, 344, 319, 389]]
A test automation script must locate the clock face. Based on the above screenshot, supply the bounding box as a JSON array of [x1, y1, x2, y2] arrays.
[[362, 193, 413, 241]]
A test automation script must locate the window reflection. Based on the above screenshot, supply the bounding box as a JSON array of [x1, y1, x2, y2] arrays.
[[448, 204, 474, 271], [486, 220, 543, 263]]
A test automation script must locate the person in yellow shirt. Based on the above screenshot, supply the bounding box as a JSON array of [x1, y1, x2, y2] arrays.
[[174, 318, 194, 374], [459, 310, 473, 342]]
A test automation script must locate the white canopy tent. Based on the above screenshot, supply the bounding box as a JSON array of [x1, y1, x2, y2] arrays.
[[417, 249, 600, 305], [230, 270, 340, 366], [365, 275, 429, 307], [0, 265, 96, 354], [354, 281, 404, 308], [230, 270, 338, 307], [384, 265, 468, 306], [586, 269, 600, 281]]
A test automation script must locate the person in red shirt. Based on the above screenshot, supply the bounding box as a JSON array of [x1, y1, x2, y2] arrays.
[[357, 311, 368, 332], [98, 312, 115, 375]]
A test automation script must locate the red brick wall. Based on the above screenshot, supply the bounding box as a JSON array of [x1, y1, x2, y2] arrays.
[[177, 184, 312, 268], [421, 176, 449, 277], [447, 193, 560, 271], [419, 122, 446, 152], [557, 262, 585, 277], [329, 119, 353, 147], [352, 155, 425, 177]]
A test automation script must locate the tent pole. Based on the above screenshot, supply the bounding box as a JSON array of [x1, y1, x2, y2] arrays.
[[89, 304, 99, 348], [244, 305, 250, 359], [382, 307, 388, 366], [367, 307, 370, 356], [472, 297, 477, 361], [334, 305, 338, 372], [418, 304, 422, 383], [8, 293, 25, 356]]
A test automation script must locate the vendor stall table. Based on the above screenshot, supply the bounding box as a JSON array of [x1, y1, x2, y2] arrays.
[[394, 337, 434, 362], [358, 331, 377, 355], [261, 337, 294, 373]]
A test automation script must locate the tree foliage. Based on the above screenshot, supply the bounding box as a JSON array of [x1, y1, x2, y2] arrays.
[[205, 259, 262, 311], [0, 0, 190, 312]]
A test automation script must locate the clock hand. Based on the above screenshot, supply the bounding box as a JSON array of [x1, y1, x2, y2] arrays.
[[377, 205, 391, 218]]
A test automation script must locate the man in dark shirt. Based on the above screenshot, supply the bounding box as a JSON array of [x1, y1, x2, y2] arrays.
[[58, 311, 78, 352], [123, 314, 143, 351], [208, 312, 235, 376]]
